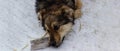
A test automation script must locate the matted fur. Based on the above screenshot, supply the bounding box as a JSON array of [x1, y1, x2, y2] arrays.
[[35, 0, 82, 47]]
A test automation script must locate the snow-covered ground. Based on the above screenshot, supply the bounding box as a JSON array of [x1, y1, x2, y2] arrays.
[[0, 0, 120, 51]]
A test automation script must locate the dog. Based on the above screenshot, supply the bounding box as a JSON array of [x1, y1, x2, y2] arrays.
[[35, 0, 82, 47]]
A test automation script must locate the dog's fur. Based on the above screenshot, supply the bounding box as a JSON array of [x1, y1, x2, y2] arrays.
[[35, 0, 82, 47]]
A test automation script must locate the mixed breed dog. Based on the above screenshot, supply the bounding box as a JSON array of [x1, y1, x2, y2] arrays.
[[35, 0, 82, 47]]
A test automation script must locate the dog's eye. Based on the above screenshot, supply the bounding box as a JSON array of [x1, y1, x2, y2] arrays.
[[53, 25, 59, 30], [47, 29, 50, 32]]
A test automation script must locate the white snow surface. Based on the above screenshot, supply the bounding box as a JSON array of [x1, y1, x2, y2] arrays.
[[0, 0, 120, 51]]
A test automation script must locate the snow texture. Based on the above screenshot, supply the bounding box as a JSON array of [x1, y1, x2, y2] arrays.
[[0, 0, 120, 51]]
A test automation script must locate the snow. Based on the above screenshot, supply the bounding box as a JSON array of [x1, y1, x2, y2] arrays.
[[0, 0, 120, 51]]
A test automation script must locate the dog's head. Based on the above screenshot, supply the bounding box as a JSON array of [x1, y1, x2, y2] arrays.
[[41, 5, 75, 47]]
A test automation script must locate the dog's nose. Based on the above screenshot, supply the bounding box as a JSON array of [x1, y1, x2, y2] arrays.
[[50, 40, 60, 47], [50, 40, 56, 46], [49, 36, 65, 47]]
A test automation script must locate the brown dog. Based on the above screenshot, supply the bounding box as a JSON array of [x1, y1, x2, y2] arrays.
[[35, 0, 82, 47]]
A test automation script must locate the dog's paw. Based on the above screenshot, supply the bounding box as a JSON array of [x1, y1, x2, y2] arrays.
[[31, 37, 49, 50]]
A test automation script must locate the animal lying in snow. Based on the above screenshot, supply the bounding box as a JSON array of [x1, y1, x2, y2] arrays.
[[31, 0, 82, 49]]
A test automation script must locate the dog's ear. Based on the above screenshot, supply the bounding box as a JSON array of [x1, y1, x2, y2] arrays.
[[62, 0, 82, 19], [37, 11, 42, 20], [74, 0, 82, 19], [60, 7, 74, 24], [61, 6, 73, 14], [62, 6, 74, 20], [37, 9, 46, 20]]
